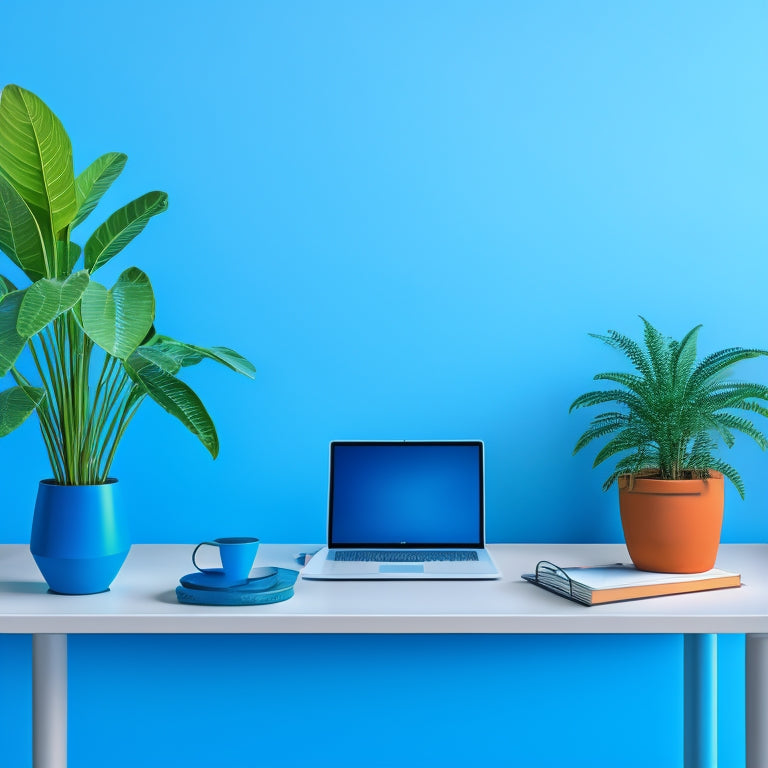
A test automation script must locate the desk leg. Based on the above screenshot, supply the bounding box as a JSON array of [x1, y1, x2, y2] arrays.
[[746, 633, 768, 768], [684, 634, 717, 768], [32, 634, 67, 768]]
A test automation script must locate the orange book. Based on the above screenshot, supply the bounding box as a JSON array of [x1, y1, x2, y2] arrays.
[[522, 561, 741, 606]]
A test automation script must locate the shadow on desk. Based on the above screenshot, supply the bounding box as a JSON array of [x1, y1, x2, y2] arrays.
[[0, 581, 50, 595]]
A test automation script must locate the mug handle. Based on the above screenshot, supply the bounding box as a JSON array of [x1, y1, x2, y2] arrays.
[[192, 541, 220, 573]]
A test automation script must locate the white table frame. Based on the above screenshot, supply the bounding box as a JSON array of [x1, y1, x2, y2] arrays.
[[3, 543, 768, 768]]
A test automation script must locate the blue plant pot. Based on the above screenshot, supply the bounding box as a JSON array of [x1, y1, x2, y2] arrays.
[[30, 479, 130, 595]]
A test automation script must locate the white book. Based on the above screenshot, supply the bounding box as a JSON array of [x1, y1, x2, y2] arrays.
[[522, 561, 741, 606]]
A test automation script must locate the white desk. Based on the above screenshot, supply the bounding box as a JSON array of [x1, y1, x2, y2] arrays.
[[2, 543, 767, 767]]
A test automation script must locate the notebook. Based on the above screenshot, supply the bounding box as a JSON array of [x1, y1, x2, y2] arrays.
[[301, 440, 501, 580], [522, 561, 741, 605]]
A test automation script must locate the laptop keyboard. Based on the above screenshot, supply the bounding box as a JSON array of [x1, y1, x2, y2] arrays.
[[333, 550, 480, 563]]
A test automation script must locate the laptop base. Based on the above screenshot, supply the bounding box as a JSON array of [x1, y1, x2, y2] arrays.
[[301, 547, 501, 580]]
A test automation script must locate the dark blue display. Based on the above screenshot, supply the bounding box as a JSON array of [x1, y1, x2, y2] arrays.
[[329, 442, 483, 546]]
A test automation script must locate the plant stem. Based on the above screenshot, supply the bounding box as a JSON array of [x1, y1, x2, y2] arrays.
[[92, 361, 125, 464], [81, 351, 114, 478], [26, 339, 66, 480], [100, 388, 143, 479], [95, 372, 133, 475]]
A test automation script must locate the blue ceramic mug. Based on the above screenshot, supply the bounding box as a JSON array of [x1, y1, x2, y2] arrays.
[[192, 537, 260, 582]]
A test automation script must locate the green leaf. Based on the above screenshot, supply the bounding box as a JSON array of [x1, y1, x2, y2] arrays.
[[72, 152, 127, 229], [124, 352, 219, 458], [81, 267, 155, 359], [640, 316, 672, 388], [592, 428, 651, 469], [154, 339, 203, 368], [572, 414, 630, 455], [0, 274, 17, 298], [569, 388, 651, 419], [690, 348, 768, 391], [574, 318, 768, 497], [0, 85, 77, 240], [711, 412, 768, 450], [0, 289, 28, 376], [189, 344, 255, 378], [17, 270, 89, 337], [0, 173, 48, 280], [602, 449, 659, 491], [132, 335, 256, 382], [56, 239, 82, 274], [704, 416, 736, 449], [589, 329, 653, 381], [708, 458, 745, 499], [130, 344, 184, 374], [144, 335, 255, 378], [0, 384, 44, 437], [592, 371, 650, 398], [84, 191, 168, 273], [672, 324, 701, 391]]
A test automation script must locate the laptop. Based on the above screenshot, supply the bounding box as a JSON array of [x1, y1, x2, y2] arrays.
[[301, 440, 501, 580]]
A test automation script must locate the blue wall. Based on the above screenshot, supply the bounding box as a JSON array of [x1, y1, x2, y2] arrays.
[[1, 2, 766, 765]]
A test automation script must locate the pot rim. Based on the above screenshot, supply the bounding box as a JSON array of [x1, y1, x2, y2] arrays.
[[39, 478, 119, 487], [618, 470, 724, 494]]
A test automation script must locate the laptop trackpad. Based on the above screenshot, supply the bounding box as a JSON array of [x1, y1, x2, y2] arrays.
[[379, 564, 424, 574]]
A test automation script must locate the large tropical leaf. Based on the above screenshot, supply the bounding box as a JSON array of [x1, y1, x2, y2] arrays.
[[0, 384, 45, 437], [0, 289, 28, 376], [80, 267, 155, 359], [17, 270, 89, 337], [56, 239, 82, 274], [0, 275, 16, 301], [0, 85, 77, 244], [130, 344, 185, 374], [0, 274, 17, 299], [72, 152, 127, 229], [0, 174, 48, 280], [184, 344, 255, 378], [84, 191, 168, 273], [125, 352, 219, 458], [142, 334, 255, 378]]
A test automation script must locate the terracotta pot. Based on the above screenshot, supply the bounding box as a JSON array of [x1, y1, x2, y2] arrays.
[[618, 471, 724, 573]]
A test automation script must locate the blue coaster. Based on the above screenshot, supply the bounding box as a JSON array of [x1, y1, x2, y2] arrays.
[[179, 567, 278, 592], [176, 568, 299, 606]]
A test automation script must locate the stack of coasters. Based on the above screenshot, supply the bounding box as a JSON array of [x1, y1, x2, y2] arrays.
[[176, 566, 299, 606]]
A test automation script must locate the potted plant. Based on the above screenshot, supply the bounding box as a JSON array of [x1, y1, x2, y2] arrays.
[[570, 317, 768, 573], [0, 84, 254, 594]]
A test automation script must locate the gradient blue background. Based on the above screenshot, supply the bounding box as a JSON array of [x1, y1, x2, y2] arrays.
[[0, 1, 766, 765]]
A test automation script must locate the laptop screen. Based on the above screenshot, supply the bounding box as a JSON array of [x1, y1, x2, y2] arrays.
[[328, 441, 484, 548]]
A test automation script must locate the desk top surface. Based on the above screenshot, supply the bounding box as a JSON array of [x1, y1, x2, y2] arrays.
[[1, 543, 767, 634]]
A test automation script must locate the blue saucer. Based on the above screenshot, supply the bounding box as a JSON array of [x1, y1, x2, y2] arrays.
[[176, 568, 299, 606], [179, 567, 279, 592]]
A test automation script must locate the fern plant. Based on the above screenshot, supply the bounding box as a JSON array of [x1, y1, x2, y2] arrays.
[[570, 317, 768, 498]]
